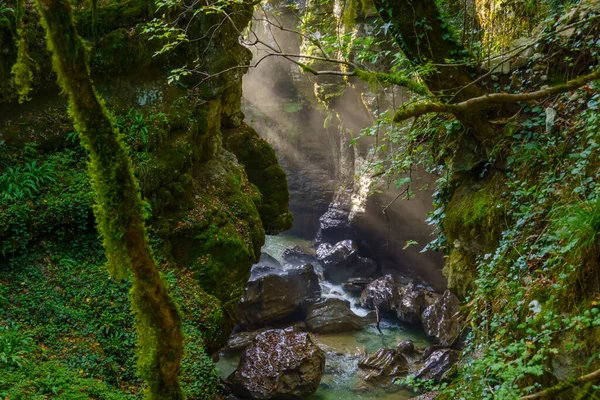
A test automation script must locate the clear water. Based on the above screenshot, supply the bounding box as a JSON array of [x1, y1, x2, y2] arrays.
[[218, 234, 429, 398]]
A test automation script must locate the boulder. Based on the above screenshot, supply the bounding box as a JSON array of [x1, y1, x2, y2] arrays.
[[395, 340, 415, 355], [357, 347, 409, 387], [282, 245, 318, 266], [318, 240, 377, 284], [360, 274, 438, 324], [249, 252, 283, 280], [230, 330, 325, 399], [342, 277, 373, 295], [236, 264, 321, 330], [414, 349, 459, 383], [421, 290, 462, 347], [305, 298, 375, 334], [226, 323, 307, 352]]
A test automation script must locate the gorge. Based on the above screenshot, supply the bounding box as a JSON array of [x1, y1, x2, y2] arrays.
[[1, 0, 600, 399]]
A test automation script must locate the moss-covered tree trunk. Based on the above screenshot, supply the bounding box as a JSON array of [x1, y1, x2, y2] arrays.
[[33, 0, 183, 398], [373, 0, 502, 163]]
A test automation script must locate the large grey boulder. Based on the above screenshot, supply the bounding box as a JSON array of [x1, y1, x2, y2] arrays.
[[305, 298, 375, 334], [317, 240, 377, 284], [230, 330, 325, 399], [414, 348, 459, 383], [236, 264, 321, 330], [421, 290, 462, 346]]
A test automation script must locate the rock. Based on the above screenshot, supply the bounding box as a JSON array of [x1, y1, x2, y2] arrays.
[[342, 277, 373, 295], [230, 330, 325, 399], [226, 323, 307, 352], [236, 264, 321, 330], [360, 274, 438, 324], [318, 240, 377, 284], [421, 290, 462, 347], [250, 252, 282, 279], [317, 203, 352, 244], [315, 243, 332, 259], [414, 349, 459, 383], [396, 282, 428, 324], [412, 392, 439, 400], [282, 245, 318, 266], [357, 347, 409, 388], [395, 340, 415, 355], [305, 298, 375, 334], [226, 330, 264, 352]]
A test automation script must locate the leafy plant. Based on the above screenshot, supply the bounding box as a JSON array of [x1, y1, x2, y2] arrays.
[[0, 325, 32, 369]]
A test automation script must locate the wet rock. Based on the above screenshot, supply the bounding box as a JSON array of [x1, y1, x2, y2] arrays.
[[357, 347, 409, 388], [421, 290, 462, 347], [258, 252, 281, 268], [360, 274, 437, 324], [230, 330, 325, 399], [396, 282, 429, 324], [414, 348, 459, 383], [315, 243, 332, 259], [305, 298, 375, 334], [226, 330, 264, 352], [249, 252, 282, 279], [282, 245, 318, 266], [395, 340, 415, 355], [237, 264, 321, 330], [318, 203, 352, 243], [342, 277, 373, 295], [318, 240, 377, 284], [226, 324, 307, 352]]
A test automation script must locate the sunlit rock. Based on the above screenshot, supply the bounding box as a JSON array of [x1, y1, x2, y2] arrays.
[[230, 330, 325, 399]]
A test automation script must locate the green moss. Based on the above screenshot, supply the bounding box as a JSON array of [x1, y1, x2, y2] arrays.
[[222, 122, 293, 234], [444, 173, 506, 251], [171, 152, 265, 305]]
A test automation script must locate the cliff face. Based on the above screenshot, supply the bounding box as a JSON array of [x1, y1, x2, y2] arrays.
[[241, 2, 445, 288], [0, 0, 290, 376]]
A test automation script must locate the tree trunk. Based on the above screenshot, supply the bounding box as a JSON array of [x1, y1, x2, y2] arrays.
[[373, 0, 502, 167], [33, 0, 184, 398]]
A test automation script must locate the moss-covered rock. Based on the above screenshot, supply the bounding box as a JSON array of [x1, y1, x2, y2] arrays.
[[442, 172, 507, 298], [223, 122, 293, 234]]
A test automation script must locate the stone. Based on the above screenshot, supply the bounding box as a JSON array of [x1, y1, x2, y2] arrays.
[[318, 240, 377, 284], [395, 340, 415, 355], [305, 298, 375, 334], [236, 264, 321, 330], [282, 245, 318, 266], [421, 290, 462, 347], [414, 349, 459, 383], [357, 347, 409, 387], [342, 277, 373, 295], [412, 392, 440, 400], [230, 330, 325, 399], [360, 274, 438, 324]]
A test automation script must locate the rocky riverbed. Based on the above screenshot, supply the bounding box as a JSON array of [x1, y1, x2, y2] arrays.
[[216, 235, 462, 399]]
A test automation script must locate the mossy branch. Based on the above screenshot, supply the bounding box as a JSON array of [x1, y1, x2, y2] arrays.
[[521, 367, 600, 399], [32, 0, 184, 398], [394, 69, 600, 123], [354, 69, 431, 96]]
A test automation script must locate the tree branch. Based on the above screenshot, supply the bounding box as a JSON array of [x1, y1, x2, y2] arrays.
[[521, 367, 600, 400], [394, 69, 600, 122]]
